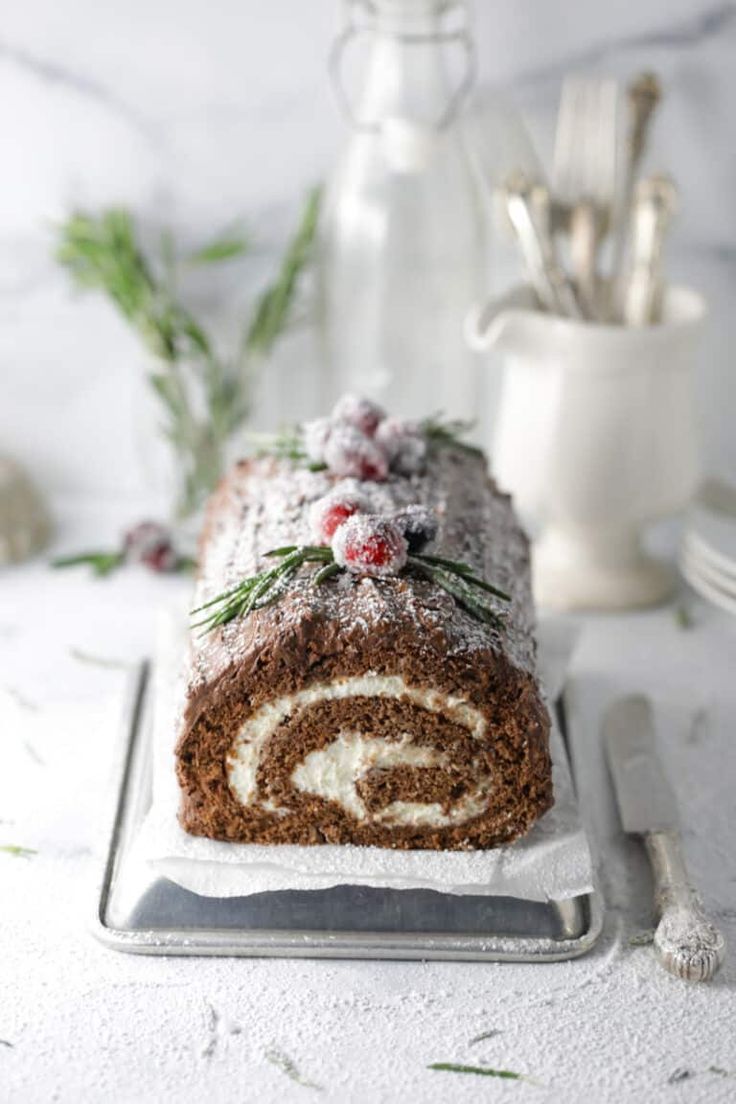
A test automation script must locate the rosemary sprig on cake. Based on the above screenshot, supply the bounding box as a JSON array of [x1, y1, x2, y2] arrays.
[[192, 544, 509, 633], [422, 414, 484, 457], [192, 545, 332, 630], [192, 493, 510, 633]]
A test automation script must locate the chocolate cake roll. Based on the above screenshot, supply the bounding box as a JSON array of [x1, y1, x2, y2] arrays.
[[176, 405, 552, 850]]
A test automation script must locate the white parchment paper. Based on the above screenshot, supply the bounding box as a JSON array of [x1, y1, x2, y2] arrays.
[[132, 615, 594, 901]]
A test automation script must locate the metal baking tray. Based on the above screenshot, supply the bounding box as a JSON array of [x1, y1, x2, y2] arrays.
[[94, 662, 603, 961]]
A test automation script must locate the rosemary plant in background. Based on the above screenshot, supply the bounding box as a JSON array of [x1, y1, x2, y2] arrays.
[[56, 188, 320, 519]]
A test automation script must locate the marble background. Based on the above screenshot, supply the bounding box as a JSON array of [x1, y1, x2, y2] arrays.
[[1, 0, 735, 502]]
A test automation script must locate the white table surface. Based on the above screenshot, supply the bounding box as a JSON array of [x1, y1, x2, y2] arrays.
[[2, 498, 735, 1104]]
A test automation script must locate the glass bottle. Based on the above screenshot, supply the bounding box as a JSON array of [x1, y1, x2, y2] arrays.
[[318, 0, 488, 426]]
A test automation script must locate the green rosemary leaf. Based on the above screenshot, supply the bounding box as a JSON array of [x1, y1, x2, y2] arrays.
[[264, 1048, 323, 1092], [313, 562, 341, 586], [193, 549, 313, 631], [265, 545, 332, 563], [421, 414, 484, 456], [458, 574, 512, 602], [249, 427, 328, 469], [242, 569, 278, 616], [51, 551, 125, 577], [300, 548, 334, 563], [56, 209, 158, 330], [187, 234, 249, 265], [426, 565, 503, 628], [414, 552, 512, 599], [674, 602, 694, 630], [245, 187, 321, 358], [191, 577, 259, 615], [409, 556, 509, 619], [428, 1063, 523, 1080], [468, 1029, 502, 1045], [417, 553, 476, 574], [179, 314, 212, 359], [253, 559, 302, 608], [149, 372, 187, 421], [0, 845, 36, 858]]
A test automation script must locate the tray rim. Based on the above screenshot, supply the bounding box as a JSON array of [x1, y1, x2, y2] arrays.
[[94, 661, 604, 961]]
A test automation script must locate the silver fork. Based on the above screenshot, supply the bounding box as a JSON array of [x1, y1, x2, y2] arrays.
[[552, 75, 620, 320]]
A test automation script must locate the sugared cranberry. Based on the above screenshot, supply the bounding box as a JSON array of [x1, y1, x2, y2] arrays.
[[332, 515, 408, 577], [124, 521, 178, 573], [309, 485, 373, 544], [143, 542, 179, 573], [375, 416, 427, 475], [323, 425, 389, 482], [392, 505, 438, 553], [331, 394, 386, 438]]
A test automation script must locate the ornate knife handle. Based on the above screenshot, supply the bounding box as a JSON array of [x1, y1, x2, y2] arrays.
[[645, 830, 726, 982]]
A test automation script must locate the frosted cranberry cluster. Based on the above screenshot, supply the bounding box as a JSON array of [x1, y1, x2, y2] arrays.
[[303, 394, 427, 482], [309, 484, 438, 578]]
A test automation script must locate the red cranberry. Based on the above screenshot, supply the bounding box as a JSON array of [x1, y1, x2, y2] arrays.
[[323, 425, 390, 482], [332, 515, 408, 578], [331, 393, 386, 438], [309, 485, 373, 544], [124, 521, 177, 573]]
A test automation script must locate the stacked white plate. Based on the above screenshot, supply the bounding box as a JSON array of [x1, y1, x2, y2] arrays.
[[680, 480, 736, 616]]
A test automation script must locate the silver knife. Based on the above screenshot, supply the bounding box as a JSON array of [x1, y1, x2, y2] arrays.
[[603, 695, 725, 981]]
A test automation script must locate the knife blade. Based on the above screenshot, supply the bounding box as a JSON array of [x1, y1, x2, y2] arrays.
[[602, 694, 725, 981], [603, 694, 677, 833]]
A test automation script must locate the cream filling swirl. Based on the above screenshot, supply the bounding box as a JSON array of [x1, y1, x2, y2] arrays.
[[226, 674, 489, 828]]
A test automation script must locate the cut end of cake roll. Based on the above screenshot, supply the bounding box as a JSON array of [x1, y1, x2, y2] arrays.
[[176, 404, 553, 851]]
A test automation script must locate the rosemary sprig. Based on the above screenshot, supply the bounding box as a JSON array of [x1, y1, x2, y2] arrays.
[[428, 1063, 525, 1080], [191, 546, 332, 632], [415, 553, 511, 601], [246, 187, 321, 358], [56, 191, 320, 518], [421, 414, 484, 457], [0, 845, 36, 858], [409, 555, 509, 628], [249, 428, 326, 471], [186, 233, 249, 265], [674, 601, 695, 630], [51, 551, 125, 577], [51, 549, 195, 578], [264, 1048, 323, 1092], [192, 547, 509, 633]]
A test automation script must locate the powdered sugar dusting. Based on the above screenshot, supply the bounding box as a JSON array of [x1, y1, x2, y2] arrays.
[[187, 446, 538, 694]]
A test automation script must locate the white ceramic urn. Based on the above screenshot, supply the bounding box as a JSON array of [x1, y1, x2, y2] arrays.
[[468, 286, 705, 611]]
